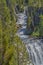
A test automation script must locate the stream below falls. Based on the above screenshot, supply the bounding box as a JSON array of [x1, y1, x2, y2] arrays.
[[16, 11, 43, 65]]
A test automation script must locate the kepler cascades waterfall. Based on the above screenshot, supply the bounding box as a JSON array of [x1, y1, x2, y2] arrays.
[[16, 9, 43, 65]]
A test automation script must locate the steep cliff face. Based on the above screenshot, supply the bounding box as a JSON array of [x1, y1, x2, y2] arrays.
[[27, 6, 43, 37]]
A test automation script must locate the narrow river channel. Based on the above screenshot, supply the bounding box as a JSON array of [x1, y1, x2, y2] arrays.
[[16, 10, 43, 65]]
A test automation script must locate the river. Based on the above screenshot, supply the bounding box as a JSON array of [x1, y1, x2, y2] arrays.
[[16, 10, 43, 65]]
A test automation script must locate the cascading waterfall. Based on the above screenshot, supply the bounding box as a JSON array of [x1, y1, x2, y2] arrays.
[[16, 10, 43, 65]]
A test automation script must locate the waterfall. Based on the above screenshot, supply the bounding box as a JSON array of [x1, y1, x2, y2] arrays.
[[16, 11, 43, 65]]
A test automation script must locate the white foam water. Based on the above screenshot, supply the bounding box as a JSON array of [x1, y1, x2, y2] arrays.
[[16, 11, 43, 65]]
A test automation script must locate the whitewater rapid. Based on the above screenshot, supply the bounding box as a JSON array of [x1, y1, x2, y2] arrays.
[[16, 11, 43, 65]]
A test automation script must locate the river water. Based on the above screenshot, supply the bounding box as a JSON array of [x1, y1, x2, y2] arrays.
[[16, 11, 43, 65]]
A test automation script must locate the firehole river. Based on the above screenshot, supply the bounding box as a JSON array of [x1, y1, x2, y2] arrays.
[[16, 10, 43, 65]]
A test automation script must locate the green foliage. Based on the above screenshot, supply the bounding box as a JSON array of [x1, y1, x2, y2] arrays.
[[0, 0, 31, 65], [27, 16, 33, 30], [0, 0, 43, 65], [32, 29, 40, 37], [28, 0, 42, 7], [39, 14, 43, 37], [9, 36, 30, 65], [0, 1, 14, 63], [27, 0, 43, 37]]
